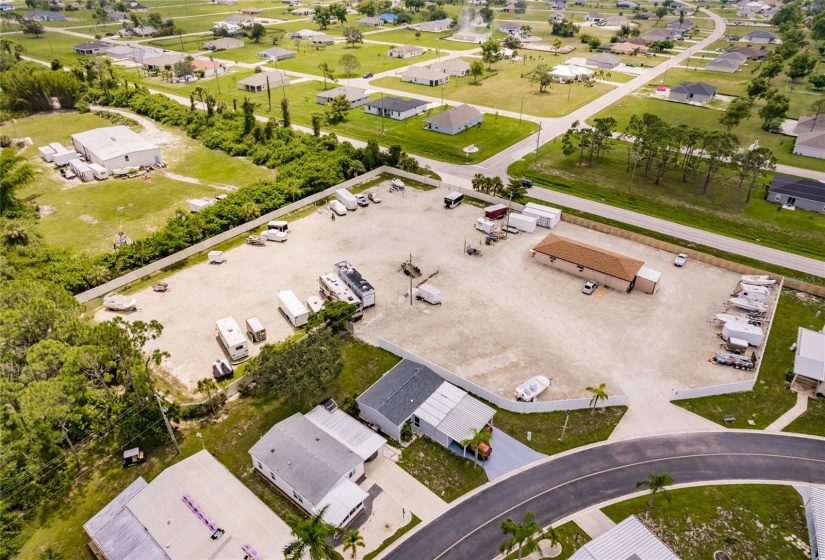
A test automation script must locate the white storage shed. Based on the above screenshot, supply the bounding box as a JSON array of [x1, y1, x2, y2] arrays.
[[522, 202, 562, 228]]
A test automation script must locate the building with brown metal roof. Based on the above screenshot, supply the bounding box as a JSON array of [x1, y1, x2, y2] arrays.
[[531, 233, 648, 292]]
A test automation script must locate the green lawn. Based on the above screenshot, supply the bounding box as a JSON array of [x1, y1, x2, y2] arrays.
[[676, 289, 825, 428], [602, 485, 809, 560], [509, 141, 825, 262], [494, 406, 627, 456], [591, 91, 825, 172], [277, 41, 440, 77], [783, 397, 825, 437], [14, 338, 401, 559], [6, 32, 89, 65], [397, 436, 488, 502], [371, 60, 617, 118], [365, 28, 481, 51], [14, 111, 276, 254], [504, 521, 592, 560]]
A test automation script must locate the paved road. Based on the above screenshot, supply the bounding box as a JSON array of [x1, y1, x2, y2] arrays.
[[524, 184, 825, 276], [383, 432, 825, 560]]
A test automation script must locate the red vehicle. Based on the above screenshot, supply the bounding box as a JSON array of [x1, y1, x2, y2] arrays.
[[472, 424, 494, 461], [484, 204, 508, 220]]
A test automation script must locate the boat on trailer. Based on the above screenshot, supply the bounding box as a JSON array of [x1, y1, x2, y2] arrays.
[[740, 275, 776, 286]]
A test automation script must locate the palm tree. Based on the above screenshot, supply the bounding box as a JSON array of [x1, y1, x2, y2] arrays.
[[636, 472, 674, 508], [460, 427, 491, 469], [240, 202, 261, 222], [1, 148, 35, 215], [196, 377, 219, 416], [317, 62, 337, 90], [342, 529, 365, 559], [500, 512, 542, 560], [543, 525, 561, 550], [586, 383, 608, 415], [283, 505, 342, 560]]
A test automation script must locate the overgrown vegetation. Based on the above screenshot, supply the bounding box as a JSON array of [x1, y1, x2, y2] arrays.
[[602, 485, 809, 559]]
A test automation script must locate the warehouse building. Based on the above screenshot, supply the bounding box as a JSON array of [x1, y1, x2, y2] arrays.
[[84, 451, 292, 560], [71, 126, 161, 172], [357, 360, 496, 450], [531, 233, 660, 293]]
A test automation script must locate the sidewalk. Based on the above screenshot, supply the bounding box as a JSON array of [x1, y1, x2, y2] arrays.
[[570, 509, 616, 539], [765, 392, 809, 432], [361, 454, 449, 523]]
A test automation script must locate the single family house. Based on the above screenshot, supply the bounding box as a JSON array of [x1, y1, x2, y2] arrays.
[[316, 86, 370, 108], [401, 66, 449, 86], [424, 104, 483, 135], [364, 96, 429, 120], [767, 174, 825, 212]]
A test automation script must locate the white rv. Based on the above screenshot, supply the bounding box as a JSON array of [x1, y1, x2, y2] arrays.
[[87, 163, 109, 180], [333, 260, 375, 308], [319, 273, 363, 320], [216, 317, 249, 362], [335, 188, 358, 210], [278, 290, 309, 328]]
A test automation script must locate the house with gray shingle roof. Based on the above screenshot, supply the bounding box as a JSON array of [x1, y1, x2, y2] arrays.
[[424, 103, 483, 135], [668, 81, 717, 104]]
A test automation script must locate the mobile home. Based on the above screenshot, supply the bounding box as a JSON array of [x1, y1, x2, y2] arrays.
[[335, 189, 358, 211], [216, 317, 249, 362], [444, 192, 464, 209], [278, 290, 309, 328], [69, 159, 95, 182], [334, 261, 376, 308], [522, 203, 562, 228]]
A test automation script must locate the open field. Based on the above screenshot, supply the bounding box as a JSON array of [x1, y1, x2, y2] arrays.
[[509, 142, 825, 261], [590, 91, 825, 172], [371, 60, 616, 118], [14, 339, 401, 559], [367, 28, 482, 51], [602, 485, 809, 559], [14, 111, 275, 254], [677, 289, 824, 428], [100, 182, 756, 409], [276, 41, 440, 76], [5, 32, 89, 65]]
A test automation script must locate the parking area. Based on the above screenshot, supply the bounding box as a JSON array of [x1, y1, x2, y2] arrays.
[[449, 430, 547, 480], [97, 181, 764, 401]]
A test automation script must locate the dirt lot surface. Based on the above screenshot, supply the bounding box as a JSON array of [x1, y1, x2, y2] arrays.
[[97, 182, 766, 399]]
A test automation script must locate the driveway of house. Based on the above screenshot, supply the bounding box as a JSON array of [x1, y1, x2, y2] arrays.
[[451, 430, 546, 480]]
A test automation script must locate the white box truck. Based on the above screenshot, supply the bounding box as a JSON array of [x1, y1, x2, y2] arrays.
[[334, 260, 375, 308], [474, 217, 497, 234], [722, 322, 764, 347], [87, 163, 109, 180], [523, 202, 562, 228], [278, 290, 309, 328], [508, 213, 537, 233], [335, 188, 358, 211], [216, 317, 249, 362]]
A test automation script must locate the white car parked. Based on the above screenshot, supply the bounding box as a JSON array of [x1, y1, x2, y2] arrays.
[[674, 253, 688, 267]]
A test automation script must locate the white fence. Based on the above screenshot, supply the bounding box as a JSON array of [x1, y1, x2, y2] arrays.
[[378, 339, 629, 413], [670, 276, 785, 402], [74, 167, 391, 303]]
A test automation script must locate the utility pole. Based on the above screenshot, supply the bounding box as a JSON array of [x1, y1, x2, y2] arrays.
[[380, 92, 385, 134], [628, 150, 643, 189], [534, 121, 542, 163], [156, 392, 180, 455], [518, 95, 524, 125], [212, 57, 221, 94], [559, 410, 571, 441]]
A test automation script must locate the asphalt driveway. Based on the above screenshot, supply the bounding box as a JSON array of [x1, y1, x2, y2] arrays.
[[449, 430, 546, 480]]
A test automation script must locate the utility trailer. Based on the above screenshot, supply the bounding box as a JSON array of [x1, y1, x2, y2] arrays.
[[278, 290, 310, 328], [522, 203, 562, 228], [712, 351, 756, 371], [335, 188, 358, 210]]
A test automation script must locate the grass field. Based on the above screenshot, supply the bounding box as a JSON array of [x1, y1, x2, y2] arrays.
[[494, 406, 627, 456], [276, 41, 440, 77], [783, 397, 825, 437], [371, 60, 617, 118], [509, 141, 825, 261], [5, 32, 89, 65], [590, 91, 825, 171], [676, 289, 825, 428], [14, 111, 276, 254], [602, 485, 809, 559], [14, 339, 401, 559], [396, 436, 489, 502], [365, 28, 481, 51]]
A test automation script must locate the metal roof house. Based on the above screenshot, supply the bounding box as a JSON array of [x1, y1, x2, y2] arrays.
[[424, 104, 483, 135], [802, 486, 825, 560], [570, 515, 680, 559], [767, 174, 825, 213], [71, 126, 161, 172], [84, 451, 293, 560], [237, 70, 290, 92], [531, 233, 647, 293], [357, 359, 496, 450], [257, 46, 296, 61], [72, 42, 112, 55], [668, 81, 717, 104], [316, 86, 370, 108], [364, 96, 429, 120], [250, 412, 380, 527]]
